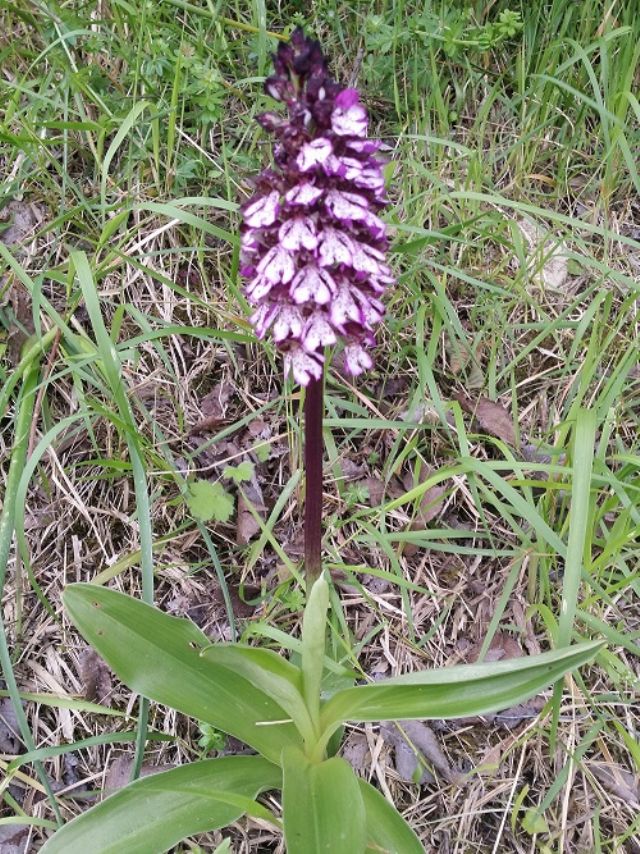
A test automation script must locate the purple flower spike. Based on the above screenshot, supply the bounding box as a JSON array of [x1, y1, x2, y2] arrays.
[[241, 28, 393, 385]]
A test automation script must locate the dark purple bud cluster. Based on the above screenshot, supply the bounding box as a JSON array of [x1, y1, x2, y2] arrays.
[[240, 28, 393, 385]]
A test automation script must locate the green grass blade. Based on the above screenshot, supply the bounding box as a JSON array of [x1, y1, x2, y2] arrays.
[[550, 407, 597, 748], [0, 362, 62, 823]]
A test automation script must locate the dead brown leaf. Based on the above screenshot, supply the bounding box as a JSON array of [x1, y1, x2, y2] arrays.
[[0, 697, 21, 753], [446, 334, 471, 375], [467, 345, 485, 390], [402, 468, 447, 526], [0, 824, 28, 854], [0, 200, 43, 248], [78, 647, 113, 703], [201, 382, 232, 418], [247, 418, 268, 437], [104, 757, 175, 794], [516, 217, 570, 292], [236, 493, 260, 545], [477, 743, 503, 775], [375, 376, 408, 400], [342, 731, 370, 773], [512, 600, 541, 655], [493, 697, 546, 728], [401, 467, 447, 556], [434, 696, 545, 732], [455, 393, 516, 445], [1, 201, 44, 363], [464, 630, 524, 664], [474, 399, 516, 445], [236, 478, 266, 545], [339, 458, 368, 482], [590, 763, 640, 807], [356, 476, 385, 507], [189, 382, 233, 435], [382, 721, 463, 786]]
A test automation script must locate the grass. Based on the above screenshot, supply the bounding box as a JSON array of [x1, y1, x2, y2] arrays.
[[1, 0, 639, 850]]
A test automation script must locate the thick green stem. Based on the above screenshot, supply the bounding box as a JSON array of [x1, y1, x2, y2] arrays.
[[304, 377, 324, 587]]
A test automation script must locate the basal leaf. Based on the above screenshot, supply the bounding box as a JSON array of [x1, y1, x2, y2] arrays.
[[282, 748, 367, 854], [63, 584, 303, 762], [200, 645, 315, 744], [359, 779, 423, 854], [41, 756, 280, 854], [320, 641, 602, 735], [301, 573, 330, 732]]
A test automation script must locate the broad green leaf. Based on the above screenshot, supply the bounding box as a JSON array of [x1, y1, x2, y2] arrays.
[[320, 641, 603, 735], [282, 748, 367, 854], [359, 779, 423, 854], [200, 645, 316, 744], [41, 756, 280, 854], [301, 573, 330, 733], [64, 584, 303, 762], [186, 480, 234, 522]]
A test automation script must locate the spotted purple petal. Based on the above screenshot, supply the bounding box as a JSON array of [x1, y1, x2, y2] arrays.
[[290, 265, 336, 305], [279, 217, 318, 251], [331, 89, 368, 137], [343, 343, 373, 375], [243, 191, 280, 228], [257, 245, 295, 284], [286, 183, 324, 206], [250, 302, 280, 338], [272, 306, 303, 342], [284, 347, 324, 385], [318, 228, 356, 267], [330, 285, 362, 331], [302, 312, 337, 352], [297, 138, 333, 172]]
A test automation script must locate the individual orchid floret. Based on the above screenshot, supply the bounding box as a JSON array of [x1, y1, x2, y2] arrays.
[[240, 27, 393, 385]]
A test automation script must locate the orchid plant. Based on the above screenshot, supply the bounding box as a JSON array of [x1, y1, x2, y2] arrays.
[[43, 29, 602, 854], [240, 27, 394, 585]]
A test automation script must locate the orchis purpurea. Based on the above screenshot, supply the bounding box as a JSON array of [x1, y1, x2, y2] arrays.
[[240, 27, 393, 387]]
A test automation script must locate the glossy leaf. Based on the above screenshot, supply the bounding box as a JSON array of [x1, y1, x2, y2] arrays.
[[64, 584, 303, 762], [320, 641, 603, 735], [199, 644, 315, 743], [41, 756, 280, 854], [282, 748, 367, 854], [301, 572, 330, 733], [359, 779, 423, 854]]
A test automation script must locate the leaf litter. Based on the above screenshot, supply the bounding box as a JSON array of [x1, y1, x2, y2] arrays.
[[455, 392, 517, 446]]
